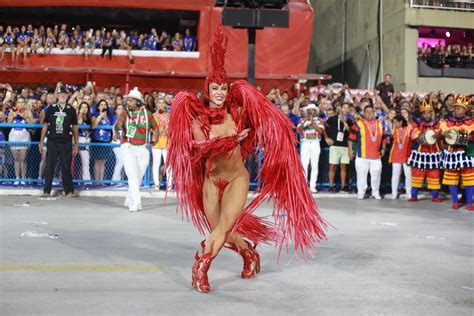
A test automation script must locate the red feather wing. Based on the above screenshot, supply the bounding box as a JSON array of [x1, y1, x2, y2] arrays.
[[229, 80, 328, 259], [167, 91, 210, 235]]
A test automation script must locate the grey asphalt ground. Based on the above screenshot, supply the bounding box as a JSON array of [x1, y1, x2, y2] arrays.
[[0, 194, 473, 316]]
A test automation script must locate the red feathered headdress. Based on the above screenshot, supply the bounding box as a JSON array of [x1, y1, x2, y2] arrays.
[[204, 26, 229, 99]]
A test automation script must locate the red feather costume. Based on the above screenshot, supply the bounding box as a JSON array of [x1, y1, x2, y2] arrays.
[[167, 26, 327, 292]]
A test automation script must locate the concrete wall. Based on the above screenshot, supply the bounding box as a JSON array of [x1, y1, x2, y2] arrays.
[[310, 0, 473, 93]]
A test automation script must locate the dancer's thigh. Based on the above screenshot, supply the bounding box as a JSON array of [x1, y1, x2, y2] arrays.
[[219, 174, 249, 229], [203, 178, 221, 230]]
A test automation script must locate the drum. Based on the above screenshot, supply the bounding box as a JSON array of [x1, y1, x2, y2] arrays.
[[445, 129, 469, 146], [418, 130, 437, 145]]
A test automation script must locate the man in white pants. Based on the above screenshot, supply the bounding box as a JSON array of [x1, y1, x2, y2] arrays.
[[113, 88, 159, 212], [348, 104, 387, 200], [297, 103, 324, 193]]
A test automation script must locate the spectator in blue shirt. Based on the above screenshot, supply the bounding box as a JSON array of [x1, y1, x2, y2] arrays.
[[183, 28, 196, 52], [91, 99, 114, 184]]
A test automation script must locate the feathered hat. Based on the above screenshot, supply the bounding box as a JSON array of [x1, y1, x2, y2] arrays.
[[453, 94, 471, 110], [420, 98, 433, 113], [204, 26, 229, 99]]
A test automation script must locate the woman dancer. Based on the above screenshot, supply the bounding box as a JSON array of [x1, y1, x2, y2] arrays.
[[167, 27, 327, 293]]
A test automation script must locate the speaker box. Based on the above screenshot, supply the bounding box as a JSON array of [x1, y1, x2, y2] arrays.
[[222, 7, 289, 28]]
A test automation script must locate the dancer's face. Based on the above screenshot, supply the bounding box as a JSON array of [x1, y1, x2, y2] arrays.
[[208, 82, 228, 108]]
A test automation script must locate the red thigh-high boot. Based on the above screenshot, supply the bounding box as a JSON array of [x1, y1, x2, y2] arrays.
[[192, 240, 215, 293], [227, 240, 261, 279]]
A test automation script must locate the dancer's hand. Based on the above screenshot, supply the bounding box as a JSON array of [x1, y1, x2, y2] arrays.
[[238, 128, 250, 142]]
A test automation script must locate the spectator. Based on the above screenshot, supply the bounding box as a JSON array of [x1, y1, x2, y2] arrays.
[[70, 28, 82, 50], [111, 104, 125, 181], [57, 30, 69, 49], [160, 31, 172, 50], [7, 96, 35, 184], [31, 28, 42, 53], [44, 27, 56, 53], [15, 25, 28, 61], [101, 31, 113, 59], [389, 115, 412, 200], [2, 26, 16, 61], [349, 104, 387, 200], [298, 103, 324, 193], [91, 99, 114, 184], [37, 92, 55, 179], [0, 98, 6, 178], [325, 102, 353, 192], [84, 31, 94, 60], [152, 97, 170, 189], [375, 74, 394, 107], [118, 30, 135, 64], [172, 32, 184, 51], [77, 102, 92, 183], [39, 85, 78, 197], [183, 28, 196, 52], [93, 29, 103, 50]]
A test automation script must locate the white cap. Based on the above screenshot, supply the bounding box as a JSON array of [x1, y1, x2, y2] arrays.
[[125, 87, 144, 104], [303, 103, 318, 112]]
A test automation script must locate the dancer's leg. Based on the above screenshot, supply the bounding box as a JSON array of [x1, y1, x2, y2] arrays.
[[204, 174, 249, 256]]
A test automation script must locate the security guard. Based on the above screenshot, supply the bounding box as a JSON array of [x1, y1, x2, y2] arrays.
[[39, 85, 79, 197]]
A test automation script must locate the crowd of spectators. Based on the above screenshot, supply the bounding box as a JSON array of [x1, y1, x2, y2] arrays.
[[0, 24, 197, 62], [270, 74, 473, 197], [0, 81, 174, 186], [418, 41, 474, 68], [0, 76, 472, 199]]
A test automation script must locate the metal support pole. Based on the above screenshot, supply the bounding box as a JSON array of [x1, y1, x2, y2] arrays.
[[125, 73, 130, 94], [247, 28, 256, 85]]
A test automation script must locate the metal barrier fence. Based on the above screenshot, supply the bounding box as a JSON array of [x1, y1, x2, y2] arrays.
[[0, 123, 403, 192]]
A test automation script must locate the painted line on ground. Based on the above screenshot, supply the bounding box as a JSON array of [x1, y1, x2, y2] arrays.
[[0, 265, 161, 271]]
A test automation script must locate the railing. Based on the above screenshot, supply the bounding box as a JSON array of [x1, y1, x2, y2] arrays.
[[409, 0, 474, 12], [0, 123, 401, 192]]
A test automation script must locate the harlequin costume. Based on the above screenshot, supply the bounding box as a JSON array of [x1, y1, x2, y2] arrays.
[[166, 27, 327, 293], [407, 99, 442, 202], [439, 95, 474, 210]]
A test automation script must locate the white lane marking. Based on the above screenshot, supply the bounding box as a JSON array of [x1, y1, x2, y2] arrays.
[[370, 221, 399, 226], [23, 221, 48, 225], [20, 231, 58, 239]]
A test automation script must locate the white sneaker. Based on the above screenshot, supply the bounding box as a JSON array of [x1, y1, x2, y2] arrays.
[[357, 193, 365, 200], [20, 181, 26, 185], [310, 188, 317, 193], [13, 181, 19, 185], [129, 207, 139, 212], [372, 194, 382, 200], [390, 194, 397, 200]]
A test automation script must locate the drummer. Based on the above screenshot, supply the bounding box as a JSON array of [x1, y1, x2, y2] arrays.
[[407, 99, 442, 203], [439, 95, 474, 211]]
